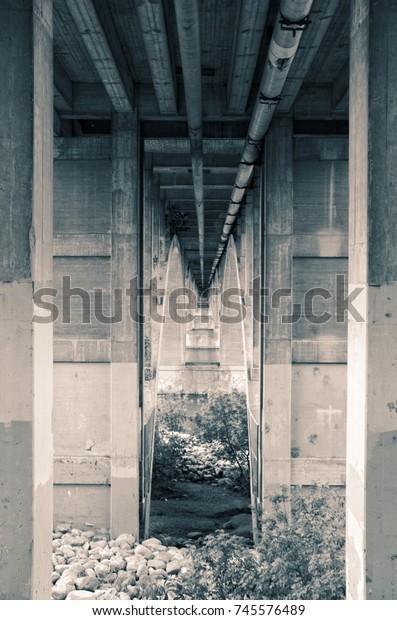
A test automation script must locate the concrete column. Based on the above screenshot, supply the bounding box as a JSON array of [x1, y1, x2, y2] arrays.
[[142, 156, 156, 536], [110, 111, 140, 538], [347, 0, 397, 600], [0, 0, 53, 599], [262, 116, 293, 510], [237, 171, 263, 541]]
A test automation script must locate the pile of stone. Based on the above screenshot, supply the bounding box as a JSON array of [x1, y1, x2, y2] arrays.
[[52, 526, 193, 600], [177, 436, 246, 489]]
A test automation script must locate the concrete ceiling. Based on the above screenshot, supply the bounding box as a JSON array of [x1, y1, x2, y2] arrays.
[[53, 0, 350, 288]]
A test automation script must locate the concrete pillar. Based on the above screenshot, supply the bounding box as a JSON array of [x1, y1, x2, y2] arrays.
[[142, 155, 157, 536], [110, 111, 141, 538], [347, 0, 397, 599], [0, 0, 53, 599], [262, 116, 293, 510], [241, 171, 263, 528]]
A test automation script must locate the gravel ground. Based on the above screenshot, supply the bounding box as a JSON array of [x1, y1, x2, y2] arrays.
[[52, 528, 193, 600]]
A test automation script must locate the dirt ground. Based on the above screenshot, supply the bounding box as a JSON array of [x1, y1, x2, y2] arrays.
[[149, 480, 252, 542]]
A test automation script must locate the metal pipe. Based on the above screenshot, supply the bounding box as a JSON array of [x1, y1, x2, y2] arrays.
[[174, 0, 205, 286], [209, 0, 314, 283]]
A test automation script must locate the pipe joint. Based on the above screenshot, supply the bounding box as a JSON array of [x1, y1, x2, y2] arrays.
[[279, 13, 310, 37], [259, 92, 282, 106], [247, 135, 263, 148]]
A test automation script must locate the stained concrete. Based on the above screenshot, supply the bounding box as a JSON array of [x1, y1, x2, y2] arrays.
[[0, 421, 33, 599], [0, 0, 53, 599], [262, 117, 293, 506], [110, 112, 140, 538], [347, 0, 397, 599]]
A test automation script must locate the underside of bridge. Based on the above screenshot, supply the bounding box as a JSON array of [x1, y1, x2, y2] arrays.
[[1, 0, 397, 600]]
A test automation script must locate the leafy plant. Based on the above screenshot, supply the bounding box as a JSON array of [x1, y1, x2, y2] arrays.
[[171, 532, 258, 600], [257, 487, 345, 600], [152, 395, 189, 485], [171, 486, 345, 600], [194, 389, 249, 482]]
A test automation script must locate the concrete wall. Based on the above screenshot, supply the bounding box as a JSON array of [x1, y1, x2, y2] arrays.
[[53, 140, 112, 527], [291, 135, 348, 485]]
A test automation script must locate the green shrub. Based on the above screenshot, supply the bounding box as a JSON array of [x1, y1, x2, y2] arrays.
[[194, 389, 249, 482], [152, 395, 189, 485], [170, 532, 258, 600], [257, 487, 345, 600], [171, 487, 345, 600]]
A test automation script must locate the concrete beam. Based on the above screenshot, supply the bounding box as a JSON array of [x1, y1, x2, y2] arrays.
[[54, 136, 111, 160], [54, 55, 74, 113], [65, 0, 134, 111], [332, 58, 349, 113], [227, 0, 270, 113], [144, 138, 245, 154], [135, 0, 177, 115], [154, 166, 238, 175], [279, 0, 342, 113]]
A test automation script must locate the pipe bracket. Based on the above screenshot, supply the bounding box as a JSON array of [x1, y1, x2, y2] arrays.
[[259, 93, 282, 106], [279, 14, 310, 37], [246, 135, 263, 147]]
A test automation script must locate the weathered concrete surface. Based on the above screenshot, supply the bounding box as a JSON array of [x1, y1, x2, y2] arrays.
[[262, 117, 293, 508], [0, 0, 53, 599], [111, 362, 140, 537], [160, 240, 186, 367], [0, 420, 33, 599], [347, 0, 397, 600], [292, 364, 346, 460], [110, 112, 140, 538], [220, 237, 245, 368], [52, 137, 114, 529], [53, 363, 111, 456], [239, 171, 262, 514], [54, 485, 110, 529], [0, 8, 33, 282]]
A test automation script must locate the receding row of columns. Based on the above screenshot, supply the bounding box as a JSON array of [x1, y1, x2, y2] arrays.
[[1, 0, 397, 600]]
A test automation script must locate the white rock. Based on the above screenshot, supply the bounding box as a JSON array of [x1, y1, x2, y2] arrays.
[[126, 558, 140, 572], [115, 533, 135, 547], [136, 564, 149, 577], [66, 590, 97, 600], [97, 588, 118, 600], [166, 560, 181, 575], [61, 547, 75, 560], [90, 540, 107, 550], [110, 556, 126, 572], [142, 537, 161, 547], [147, 559, 166, 570], [75, 576, 100, 592], [134, 544, 153, 559], [95, 563, 111, 578], [99, 547, 113, 560], [52, 581, 74, 600]]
